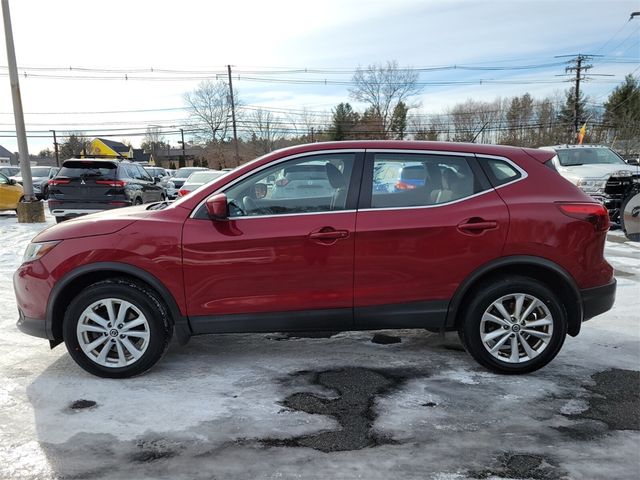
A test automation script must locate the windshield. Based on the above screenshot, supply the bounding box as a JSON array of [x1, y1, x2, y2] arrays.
[[175, 168, 204, 178], [31, 167, 51, 177], [185, 171, 224, 184], [58, 161, 117, 180], [557, 148, 626, 166]]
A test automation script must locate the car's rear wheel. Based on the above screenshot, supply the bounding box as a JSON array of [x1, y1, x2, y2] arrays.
[[134, 197, 143, 205], [42, 185, 49, 200], [458, 276, 567, 374], [63, 278, 173, 378], [55, 216, 70, 224]]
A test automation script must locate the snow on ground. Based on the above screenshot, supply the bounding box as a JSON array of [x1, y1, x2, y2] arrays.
[[0, 207, 638, 480]]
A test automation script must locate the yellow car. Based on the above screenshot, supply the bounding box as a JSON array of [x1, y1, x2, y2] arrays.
[[0, 172, 24, 210]]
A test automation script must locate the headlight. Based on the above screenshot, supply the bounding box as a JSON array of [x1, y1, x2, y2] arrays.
[[576, 178, 606, 192], [23, 241, 60, 264]]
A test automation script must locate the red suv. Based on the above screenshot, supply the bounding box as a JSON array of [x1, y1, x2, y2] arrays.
[[14, 141, 616, 378]]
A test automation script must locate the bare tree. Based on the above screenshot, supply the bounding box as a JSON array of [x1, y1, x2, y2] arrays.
[[59, 132, 90, 159], [247, 109, 285, 155], [141, 126, 167, 162], [184, 80, 237, 143], [287, 107, 327, 140], [349, 60, 423, 137]]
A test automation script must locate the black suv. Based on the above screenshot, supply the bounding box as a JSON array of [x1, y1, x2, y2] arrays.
[[48, 159, 165, 223]]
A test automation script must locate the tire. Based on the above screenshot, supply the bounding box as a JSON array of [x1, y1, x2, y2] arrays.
[[621, 190, 640, 241], [458, 276, 567, 374], [55, 216, 70, 224], [134, 197, 143, 205], [63, 278, 173, 378], [42, 185, 49, 200]]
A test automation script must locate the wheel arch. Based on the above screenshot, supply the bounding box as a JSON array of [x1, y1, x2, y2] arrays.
[[46, 262, 190, 345], [446, 256, 583, 337]]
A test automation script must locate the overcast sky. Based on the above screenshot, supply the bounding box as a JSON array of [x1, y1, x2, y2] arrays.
[[0, 0, 638, 154]]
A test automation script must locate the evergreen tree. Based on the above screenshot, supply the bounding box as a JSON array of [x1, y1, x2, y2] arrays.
[[603, 74, 640, 150], [390, 101, 408, 139], [329, 103, 360, 140], [558, 87, 588, 138]]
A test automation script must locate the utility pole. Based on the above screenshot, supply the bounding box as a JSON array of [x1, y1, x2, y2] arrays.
[[227, 65, 239, 164], [51, 129, 59, 167], [2, 0, 43, 221], [566, 55, 590, 135], [556, 53, 611, 139], [179, 128, 186, 167]]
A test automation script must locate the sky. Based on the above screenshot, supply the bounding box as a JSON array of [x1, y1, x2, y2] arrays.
[[0, 0, 638, 154]]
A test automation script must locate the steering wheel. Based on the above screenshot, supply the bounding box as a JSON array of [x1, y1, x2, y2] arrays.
[[228, 199, 246, 216]]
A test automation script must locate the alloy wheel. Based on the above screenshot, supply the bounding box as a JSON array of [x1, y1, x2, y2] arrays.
[[479, 293, 554, 364], [76, 298, 150, 368]]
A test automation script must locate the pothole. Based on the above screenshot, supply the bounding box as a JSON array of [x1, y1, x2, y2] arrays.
[[260, 367, 418, 452], [472, 452, 566, 479], [566, 368, 640, 431]]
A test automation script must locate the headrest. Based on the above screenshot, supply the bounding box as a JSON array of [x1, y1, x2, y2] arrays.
[[325, 162, 346, 188]]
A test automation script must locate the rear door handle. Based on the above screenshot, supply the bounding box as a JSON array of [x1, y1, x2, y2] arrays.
[[457, 219, 498, 234]]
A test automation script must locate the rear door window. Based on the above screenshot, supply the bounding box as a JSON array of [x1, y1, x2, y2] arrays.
[[367, 153, 482, 208]]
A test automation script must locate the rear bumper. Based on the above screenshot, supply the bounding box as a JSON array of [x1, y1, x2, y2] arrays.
[[48, 201, 132, 217], [581, 278, 616, 321]]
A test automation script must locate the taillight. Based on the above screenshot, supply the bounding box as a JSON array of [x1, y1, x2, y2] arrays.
[[275, 178, 289, 187], [48, 179, 70, 186], [557, 202, 609, 232], [95, 180, 126, 187], [395, 181, 416, 190], [178, 189, 189, 197]]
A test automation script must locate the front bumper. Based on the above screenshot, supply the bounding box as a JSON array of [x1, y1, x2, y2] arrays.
[[17, 309, 50, 339], [581, 278, 616, 321]]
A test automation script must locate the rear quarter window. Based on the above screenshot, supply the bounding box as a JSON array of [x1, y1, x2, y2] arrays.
[[481, 159, 522, 187]]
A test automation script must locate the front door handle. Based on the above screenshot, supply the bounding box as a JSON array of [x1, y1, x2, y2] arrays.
[[309, 227, 350, 243], [457, 218, 498, 234]]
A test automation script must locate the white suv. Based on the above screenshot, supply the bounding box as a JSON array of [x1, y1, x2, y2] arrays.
[[540, 145, 640, 223]]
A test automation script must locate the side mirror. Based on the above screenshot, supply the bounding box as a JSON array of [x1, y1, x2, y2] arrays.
[[625, 158, 640, 166], [8, 178, 16, 185], [205, 193, 229, 220]]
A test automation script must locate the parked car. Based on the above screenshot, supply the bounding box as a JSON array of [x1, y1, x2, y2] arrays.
[[143, 166, 177, 199], [270, 162, 335, 200], [11, 166, 59, 199], [0, 172, 23, 210], [0, 166, 20, 177], [177, 170, 225, 197], [15, 141, 615, 378], [171, 167, 209, 190], [621, 185, 640, 241], [540, 145, 640, 224], [47, 159, 165, 223]]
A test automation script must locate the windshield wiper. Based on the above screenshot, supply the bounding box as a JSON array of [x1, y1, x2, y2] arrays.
[[147, 201, 172, 210]]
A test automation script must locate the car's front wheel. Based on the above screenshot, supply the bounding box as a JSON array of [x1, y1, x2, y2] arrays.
[[458, 276, 567, 374], [63, 278, 173, 378]]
